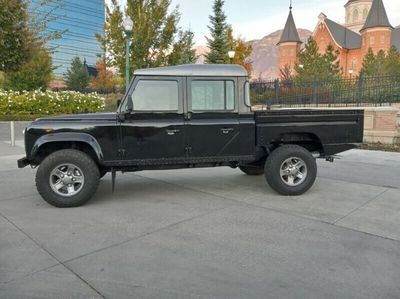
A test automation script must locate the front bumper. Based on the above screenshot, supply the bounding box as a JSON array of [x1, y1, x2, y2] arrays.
[[17, 157, 30, 168]]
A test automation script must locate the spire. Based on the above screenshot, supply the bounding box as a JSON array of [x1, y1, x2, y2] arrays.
[[361, 0, 392, 31], [278, 3, 302, 45]]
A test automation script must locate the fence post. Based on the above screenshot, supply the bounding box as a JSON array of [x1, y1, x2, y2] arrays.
[[274, 79, 280, 101], [357, 74, 364, 106], [10, 121, 15, 147], [312, 81, 318, 107]]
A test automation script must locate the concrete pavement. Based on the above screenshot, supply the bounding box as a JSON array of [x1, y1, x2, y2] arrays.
[[0, 139, 399, 299]]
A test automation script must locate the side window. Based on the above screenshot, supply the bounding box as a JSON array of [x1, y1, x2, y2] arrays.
[[132, 80, 179, 111], [191, 80, 235, 111]]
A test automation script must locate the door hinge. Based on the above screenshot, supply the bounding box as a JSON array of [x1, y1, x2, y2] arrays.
[[118, 149, 126, 158]]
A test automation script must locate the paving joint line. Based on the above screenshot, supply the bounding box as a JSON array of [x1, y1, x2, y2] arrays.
[[131, 173, 400, 244], [59, 206, 229, 266], [332, 188, 390, 225], [0, 211, 106, 298], [317, 175, 399, 190]]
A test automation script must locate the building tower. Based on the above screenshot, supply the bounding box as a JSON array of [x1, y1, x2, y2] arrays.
[[360, 0, 393, 54], [277, 3, 302, 77], [345, 0, 373, 32]]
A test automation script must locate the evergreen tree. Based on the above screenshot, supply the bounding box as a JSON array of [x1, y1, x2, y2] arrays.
[[294, 37, 323, 83], [295, 39, 343, 83], [323, 44, 341, 79], [361, 48, 377, 76], [375, 50, 387, 75], [168, 30, 197, 65], [0, 0, 32, 72], [64, 57, 90, 92], [384, 46, 400, 77], [205, 0, 229, 64], [97, 0, 190, 78]]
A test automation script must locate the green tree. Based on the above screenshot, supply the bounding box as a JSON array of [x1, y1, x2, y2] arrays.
[[97, 0, 189, 78], [0, 0, 33, 72], [363, 49, 386, 76], [64, 57, 90, 92], [295, 38, 342, 83], [384, 46, 400, 77], [294, 37, 323, 83], [205, 0, 229, 64], [323, 44, 341, 79], [168, 30, 197, 65], [361, 48, 377, 76], [5, 48, 53, 91]]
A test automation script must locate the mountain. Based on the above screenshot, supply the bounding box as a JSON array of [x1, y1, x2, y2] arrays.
[[195, 28, 312, 80], [248, 28, 311, 79]]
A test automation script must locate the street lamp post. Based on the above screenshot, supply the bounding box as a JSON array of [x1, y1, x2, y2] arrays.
[[228, 50, 235, 64], [349, 69, 354, 80], [123, 16, 133, 92]]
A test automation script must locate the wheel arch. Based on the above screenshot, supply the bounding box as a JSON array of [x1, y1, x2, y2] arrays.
[[31, 133, 104, 164], [269, 132, 324, 155]]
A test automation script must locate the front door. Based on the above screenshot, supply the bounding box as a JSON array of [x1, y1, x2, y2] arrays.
[[185, 78, 245, 160], [121, 77, 186, 163]]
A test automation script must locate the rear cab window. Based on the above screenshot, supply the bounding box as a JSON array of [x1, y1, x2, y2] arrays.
[[190, 80, 236, 112]]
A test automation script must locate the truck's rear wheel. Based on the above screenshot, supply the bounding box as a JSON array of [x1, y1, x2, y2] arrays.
[[36, 149, 100, 208], [239, 165, 264, 176], [265, 145, 317, 196]]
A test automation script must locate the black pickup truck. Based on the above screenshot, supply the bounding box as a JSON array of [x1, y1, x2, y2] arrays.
[[18, 65, 364, 207]]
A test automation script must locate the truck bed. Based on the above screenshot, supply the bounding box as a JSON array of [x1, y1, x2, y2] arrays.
[[255, 109, 364, 156]]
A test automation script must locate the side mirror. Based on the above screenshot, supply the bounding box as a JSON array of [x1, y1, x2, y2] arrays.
[[126, 95, 133, 112]]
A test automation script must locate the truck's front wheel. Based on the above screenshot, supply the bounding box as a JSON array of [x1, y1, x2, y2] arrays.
[[35, 149, 100, 208], [265, 145, 317, 196]]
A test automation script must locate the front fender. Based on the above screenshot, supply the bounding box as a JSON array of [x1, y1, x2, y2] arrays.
[[31, 132, 104, 162]]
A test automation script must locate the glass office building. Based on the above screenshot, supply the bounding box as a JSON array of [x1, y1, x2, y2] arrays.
[[39, 0, 105, 77]]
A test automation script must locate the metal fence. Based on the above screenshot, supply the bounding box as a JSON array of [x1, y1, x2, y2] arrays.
[[250, 75, 400, 108]]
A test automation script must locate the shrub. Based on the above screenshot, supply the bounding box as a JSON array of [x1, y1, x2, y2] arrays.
[[0, 90, 105, 119]]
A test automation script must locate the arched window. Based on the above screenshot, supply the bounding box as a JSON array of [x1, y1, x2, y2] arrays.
[[353, 9, 359, 23], [363, 8, 369, 20]]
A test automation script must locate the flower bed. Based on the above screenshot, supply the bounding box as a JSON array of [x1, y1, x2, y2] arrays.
[[0, 90, 105, 120]]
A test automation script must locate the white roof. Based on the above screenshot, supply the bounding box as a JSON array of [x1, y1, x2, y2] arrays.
[[134, 64, 248, 77]]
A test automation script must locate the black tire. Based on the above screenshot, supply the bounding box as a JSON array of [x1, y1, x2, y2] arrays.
[[265, 145, 317, 196], [35, 149, 100, 208], [239, 165, 264, 176]]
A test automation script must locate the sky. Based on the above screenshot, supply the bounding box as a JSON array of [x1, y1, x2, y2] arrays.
[[111, 0, 400, 45]]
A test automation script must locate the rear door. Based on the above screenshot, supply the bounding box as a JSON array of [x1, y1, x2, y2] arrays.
[[185, 77, 244, 160]]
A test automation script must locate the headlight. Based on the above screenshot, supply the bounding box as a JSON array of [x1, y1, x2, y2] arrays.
[[22, 128, 26, 135]]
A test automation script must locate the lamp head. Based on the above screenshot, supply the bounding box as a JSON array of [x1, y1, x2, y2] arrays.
[[123, 16, 133, 32]]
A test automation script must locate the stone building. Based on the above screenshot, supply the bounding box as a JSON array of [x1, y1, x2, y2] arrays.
[[277, 0, 400, 77]]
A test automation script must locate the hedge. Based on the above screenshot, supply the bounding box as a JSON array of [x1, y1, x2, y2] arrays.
[[0, 90, 105, 120]]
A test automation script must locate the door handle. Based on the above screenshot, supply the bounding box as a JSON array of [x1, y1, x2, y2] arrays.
[[221, 128, 234, 134], [166, 129, 180, 136]]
